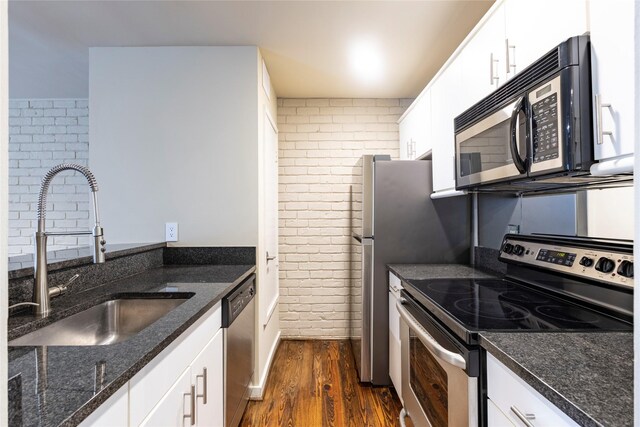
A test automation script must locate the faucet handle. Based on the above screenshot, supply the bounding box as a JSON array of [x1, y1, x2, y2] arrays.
[[49, 274, 79, 298]]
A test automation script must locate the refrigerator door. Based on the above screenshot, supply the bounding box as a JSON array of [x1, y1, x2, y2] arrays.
[[370, 160, 470, 385], [349, 234, 372, 382]]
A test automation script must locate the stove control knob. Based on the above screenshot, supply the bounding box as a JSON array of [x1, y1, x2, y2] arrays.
[[513, 245, 525, 256], [595, 257, 615, 274], [579, 256, 594, 267], [617, 260, 634, 278], [502, 243, 514, 254]]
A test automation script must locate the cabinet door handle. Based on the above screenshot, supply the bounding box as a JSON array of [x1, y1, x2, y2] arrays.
[[196, 367, 208, 404], [505, 38, 516, 74], [510, 406, 535, 427], [184, 384, 196, 425], [595, 94, 613, 145], [490, 52, 500, 86]]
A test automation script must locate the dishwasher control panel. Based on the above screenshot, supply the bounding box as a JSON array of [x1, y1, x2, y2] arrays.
[[222, 274, 256, 327]]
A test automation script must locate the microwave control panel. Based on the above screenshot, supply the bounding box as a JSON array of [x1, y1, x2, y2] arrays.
[[531, 91, 559, 163]]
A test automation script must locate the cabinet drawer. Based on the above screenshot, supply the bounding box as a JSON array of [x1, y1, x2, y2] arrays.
[[487, 353, 578, 427], [130, 302, 221, 426]]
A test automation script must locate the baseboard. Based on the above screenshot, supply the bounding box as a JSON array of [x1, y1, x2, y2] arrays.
[[248, 330, 281, 400]]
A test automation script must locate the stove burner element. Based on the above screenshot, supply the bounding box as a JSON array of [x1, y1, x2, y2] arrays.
[[424, 280, 516, 295], [535, 305, 601, 324], [453, 298, 530, 320], [500, 290, 553, 304]]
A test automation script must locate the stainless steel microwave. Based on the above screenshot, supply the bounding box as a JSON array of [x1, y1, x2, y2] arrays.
[[454, 35, 594, 190]]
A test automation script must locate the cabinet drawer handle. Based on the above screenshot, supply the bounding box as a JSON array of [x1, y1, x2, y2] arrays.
[[510, 406, 535, 427], [184, 384, 196, 425], [196, 367, 208, 404]]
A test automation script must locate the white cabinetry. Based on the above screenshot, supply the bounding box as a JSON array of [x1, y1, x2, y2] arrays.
[[459, 0, 587, 112], [388, 272, 403, 402], [79, 384, 129, 427], [431, 57, 463, 193], [589, 0, 635, 162], [504, 0, 587, 78], [399, 91, 431, 160], [131, 303, 223, 427], [486, 353, 578, 427]]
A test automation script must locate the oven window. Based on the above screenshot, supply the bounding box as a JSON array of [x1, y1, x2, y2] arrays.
[[409, 333, 448, 427], [458, 112, 526, 177]]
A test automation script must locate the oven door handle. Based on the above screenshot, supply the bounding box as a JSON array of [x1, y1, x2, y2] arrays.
[[396, 299, 467, 370]]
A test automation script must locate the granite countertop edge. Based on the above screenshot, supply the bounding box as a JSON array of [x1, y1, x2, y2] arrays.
[[8, 264, 256, 427], [480, 333, 607, 427], [387, 263, 500, 281], [9, 242, 167, 280]]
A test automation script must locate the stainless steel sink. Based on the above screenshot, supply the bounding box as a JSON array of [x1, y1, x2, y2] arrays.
[[9, 297, 189, 346]]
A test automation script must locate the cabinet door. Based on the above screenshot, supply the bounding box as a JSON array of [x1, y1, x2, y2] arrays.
[[431, 57, 464, 193], [487, 397, 515, 427], [140, 367, 194, 427], [414, 90, 432, 159], [191, 329, 224, 427], [79, 384, 128, 427], [589, 0, 635, 161], [460, 3, 506, 106], [399, 110, 413, 160], [504, 0, 587, 79], [388, 289, 402, 401]]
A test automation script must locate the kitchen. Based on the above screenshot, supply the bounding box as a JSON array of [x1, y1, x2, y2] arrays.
[[0, 0, 637, 426]]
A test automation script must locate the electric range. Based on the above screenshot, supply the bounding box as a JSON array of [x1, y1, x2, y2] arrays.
[[397, 234, 633, 427]]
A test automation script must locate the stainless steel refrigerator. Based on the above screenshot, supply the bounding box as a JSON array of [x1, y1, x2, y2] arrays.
[[349, 155, 470, 385]]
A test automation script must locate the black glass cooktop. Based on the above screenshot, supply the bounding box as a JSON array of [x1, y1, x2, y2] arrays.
[[404, 278, 632, 334]]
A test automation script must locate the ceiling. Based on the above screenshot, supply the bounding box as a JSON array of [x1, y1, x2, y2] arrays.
[[8, 0, 493, 99]]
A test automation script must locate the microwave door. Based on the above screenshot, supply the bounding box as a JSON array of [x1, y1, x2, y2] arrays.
[[455, 100, 526, 189]]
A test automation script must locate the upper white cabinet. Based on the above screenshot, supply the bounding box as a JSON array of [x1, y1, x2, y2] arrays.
[[460, 3, 507, 106], [431, 56, 463, 193], [504, 0, 587, 78], [589, 0, 635, 161], [399, 90, 431, 160], [460, 0, 588, 113]]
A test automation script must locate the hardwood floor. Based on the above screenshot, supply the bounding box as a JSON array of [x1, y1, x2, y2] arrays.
[[239, 340, 405, 427]]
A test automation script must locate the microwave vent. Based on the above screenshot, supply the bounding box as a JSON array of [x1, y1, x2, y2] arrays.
[[455, 49, 560, 131]]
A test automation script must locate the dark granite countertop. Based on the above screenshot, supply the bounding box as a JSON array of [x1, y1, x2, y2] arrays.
[[8, 264, 255, 427], [480, 332, 633, 427], [387, 263, 498, 281], [9, 242, 166, 280]]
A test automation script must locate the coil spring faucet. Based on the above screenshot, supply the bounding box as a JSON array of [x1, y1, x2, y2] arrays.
[[34, 163, 106, 317]]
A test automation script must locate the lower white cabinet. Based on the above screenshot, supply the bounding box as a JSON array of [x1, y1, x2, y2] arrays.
[[81, 301, 224, 427], [388, 272, 403, 403], [486, 353, 578, 427], [79, 383, 129, 427]]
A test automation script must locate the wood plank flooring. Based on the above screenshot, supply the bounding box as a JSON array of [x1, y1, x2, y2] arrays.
[[239, 340, 405, 427]]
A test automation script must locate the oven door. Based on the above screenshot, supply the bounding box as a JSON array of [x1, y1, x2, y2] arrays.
[[397, 296, 478, 427], [455, 97, 528, 189]]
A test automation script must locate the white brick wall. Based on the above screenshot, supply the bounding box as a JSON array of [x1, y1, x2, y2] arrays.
[[8, 99, 91, 255], [277, 98, 412, 338]]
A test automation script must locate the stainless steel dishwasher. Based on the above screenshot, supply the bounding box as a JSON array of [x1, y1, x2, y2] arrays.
[[222, 274, 255, 427]]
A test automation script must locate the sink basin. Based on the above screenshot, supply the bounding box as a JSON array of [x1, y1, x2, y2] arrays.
[[9, 296, 190, 346]]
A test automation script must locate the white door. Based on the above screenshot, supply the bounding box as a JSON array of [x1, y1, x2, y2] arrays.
[[140, 367, 193, 427], [191, 330, 224, 427], [261, 110, 279, 326]]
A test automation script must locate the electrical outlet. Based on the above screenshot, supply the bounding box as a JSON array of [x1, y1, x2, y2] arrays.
[[165, 222, 178, 242]]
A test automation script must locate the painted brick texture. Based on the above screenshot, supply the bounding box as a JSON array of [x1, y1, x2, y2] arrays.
[[8, 99, 91, 255], [277, 98, 412, 338]]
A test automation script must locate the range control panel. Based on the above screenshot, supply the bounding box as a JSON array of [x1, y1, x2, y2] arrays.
[[499, 235, 634, 288]]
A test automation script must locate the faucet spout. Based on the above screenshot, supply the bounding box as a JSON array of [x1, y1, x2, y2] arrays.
[[33, 163, 106, 317]]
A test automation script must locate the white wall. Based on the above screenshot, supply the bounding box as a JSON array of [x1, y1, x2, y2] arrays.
[[90, 47, 259, 246], [586, 187, 634, 240]]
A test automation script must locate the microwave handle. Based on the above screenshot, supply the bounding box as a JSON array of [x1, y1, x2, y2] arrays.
[[509, 96, 528, 174]]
